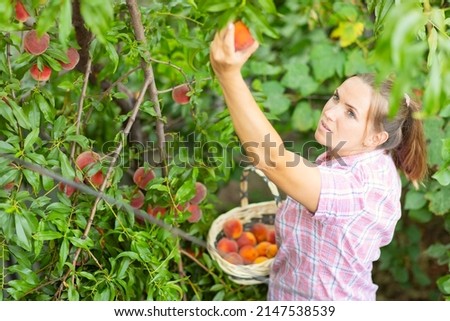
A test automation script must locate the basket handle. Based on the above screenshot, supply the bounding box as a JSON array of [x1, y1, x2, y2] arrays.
[[239, 166, 281, 207]]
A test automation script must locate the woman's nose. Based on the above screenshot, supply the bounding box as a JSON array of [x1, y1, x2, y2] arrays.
[[323, 103, 338, 121]]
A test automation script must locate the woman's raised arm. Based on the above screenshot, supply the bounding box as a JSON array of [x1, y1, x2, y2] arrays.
[[210, 23, 321, 212]]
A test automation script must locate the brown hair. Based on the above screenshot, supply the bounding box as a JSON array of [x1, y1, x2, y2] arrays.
[[357, 74, 428, 187]]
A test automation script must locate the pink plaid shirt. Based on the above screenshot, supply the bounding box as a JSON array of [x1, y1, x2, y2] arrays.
[[268, 149, 402, 300]]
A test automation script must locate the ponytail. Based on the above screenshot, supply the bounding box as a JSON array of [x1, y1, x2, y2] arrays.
[[390, 95, 428, 187], [357, 74, 428, 187]]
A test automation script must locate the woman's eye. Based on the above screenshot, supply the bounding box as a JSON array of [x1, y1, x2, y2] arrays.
[[347, 110, 356, 118], [332, 93, 339, 101]]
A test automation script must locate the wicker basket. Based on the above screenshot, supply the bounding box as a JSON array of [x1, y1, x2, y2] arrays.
[[207, 166, 281, 285]]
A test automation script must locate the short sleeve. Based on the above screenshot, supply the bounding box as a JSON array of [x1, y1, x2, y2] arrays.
[[312, 165, 365, 221]]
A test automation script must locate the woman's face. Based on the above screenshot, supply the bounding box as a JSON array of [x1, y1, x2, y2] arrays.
[[315, 76, 378, 157]]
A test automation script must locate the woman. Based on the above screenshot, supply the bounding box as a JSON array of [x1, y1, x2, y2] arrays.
[[209, 23, 427, 300]]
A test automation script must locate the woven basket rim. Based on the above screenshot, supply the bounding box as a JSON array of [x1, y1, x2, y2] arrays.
[[207, 201, 278, 285]]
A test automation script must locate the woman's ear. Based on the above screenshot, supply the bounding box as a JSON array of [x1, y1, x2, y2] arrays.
[[364, 130, 389, 148]]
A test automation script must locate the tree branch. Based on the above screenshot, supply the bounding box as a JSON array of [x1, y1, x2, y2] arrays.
[[126, 0, 168, 176]]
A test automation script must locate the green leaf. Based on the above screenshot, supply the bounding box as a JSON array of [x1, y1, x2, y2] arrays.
[[22, 168, 41, 193], [261, 81, 290, 115], [15, 214, 33, 251], [310, 43, 345, 82], [33, 231, 63, 241], [0, 99, 17, 125], [34, 92, 55, 123], [23, 128, 40, 151], [433, 167, 450, 186], [80, 0, 113, 43], [175, 179, 195, 203], [404, 190, 426, 210], [9, 99, 32, 130], [58, 0, 73, 46], [291, 102, 315, 132], [437, 275, 450, 295], [256, 0, 277, 14], [199, 0, 239, 13], [408, 208, 432, 224], [59, 151, 75, 179], [68, 284, 80, 301], [59, 238, 70, 270], [425, 185, 450, 216], [68, 236, 94, 249], [0, 141, 17, 154]]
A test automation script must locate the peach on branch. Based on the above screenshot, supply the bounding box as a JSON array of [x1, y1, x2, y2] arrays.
[[24, 30, 50, 55], [30, 64, 52, 81], [223, 218, 243, 240], [190, 182, 207, 204], [60, 48, 80, 71], [58, 177, 81, 197], [171, 84, 190, 105], [15, 1, 30, 22], [133, 166, 155, 189], [130, 190, 145, 209], [234, 21, 255, 52], [147, 205, 167, 218], [75, 151, 100, 170], [186, 203, 202, 223], [75, 151, 104, 187]]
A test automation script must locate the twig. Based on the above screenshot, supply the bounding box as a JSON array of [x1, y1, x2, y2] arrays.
[[126, 0, 167, 176], [100, 66, 140, 100]]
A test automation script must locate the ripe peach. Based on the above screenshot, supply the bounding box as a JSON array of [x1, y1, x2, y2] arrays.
[[223, 252, 244, 265], [15, 1, 30, 22], [30, 64, 52, 81], [58, 177, 81, 197], [254, 256, 269, 264], [250, 222, 268, 243], [172, 84, 190, 105], [60, 48, 80, 71], [75, 151, 100, 170], [86, 170, 104, 187], [147, 205, 167, 218], [217, 237, 239, 256], [133, 166, 155, 189], [24, 30, 50, 55], [266, 244, 278, 258], [236, 231, 257, 248], [223, 218, 243, 239], [190, 182, 207, 204], [4, 181, 15, 191], [130, 190, 145, 209], [187, 203, 202, 223], [255, 241, 271, 257], [239, 245, 259, 264], [234, 21, 255, 52], [267, 227, 276, 244], [75, 151, 104, 187]]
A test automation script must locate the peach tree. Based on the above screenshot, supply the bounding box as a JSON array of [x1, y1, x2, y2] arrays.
[[0, 0, 449, 300]]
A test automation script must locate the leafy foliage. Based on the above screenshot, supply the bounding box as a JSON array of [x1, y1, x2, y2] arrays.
[[0, 0, 449, 301]]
